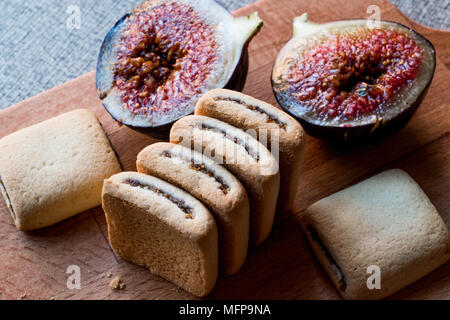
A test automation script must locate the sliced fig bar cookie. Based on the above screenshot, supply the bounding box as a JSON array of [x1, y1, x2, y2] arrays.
[[196, 88, 306, 214], [170, 115, 280, 246], [137, 142, 250, 275], [102, 172, 218, 297]]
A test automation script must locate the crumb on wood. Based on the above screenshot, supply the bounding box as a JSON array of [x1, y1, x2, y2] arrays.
[[18, 292, 27, 300], [109, 276, 126, 290], [106, 272, 112, 278], [170, 286, 183, 294]]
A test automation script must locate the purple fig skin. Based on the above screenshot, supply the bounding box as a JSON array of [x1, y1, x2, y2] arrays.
[[225, 48, 249, 92], [271, 20, 436, 144]]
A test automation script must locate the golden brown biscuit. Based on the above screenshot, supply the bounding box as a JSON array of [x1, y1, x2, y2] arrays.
[[102, 172, 218, 297], [137, 142, 249, 275], [195, 88, 305, 213], [170, 115, 280, 246], [0, 109, 122, 231], [299, 169, 449, 299]]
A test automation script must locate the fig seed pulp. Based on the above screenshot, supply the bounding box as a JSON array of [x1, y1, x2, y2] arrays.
[[114, 3, 217, 117]]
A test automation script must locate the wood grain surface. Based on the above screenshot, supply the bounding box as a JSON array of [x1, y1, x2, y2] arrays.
[[0, 0, 449, 300]]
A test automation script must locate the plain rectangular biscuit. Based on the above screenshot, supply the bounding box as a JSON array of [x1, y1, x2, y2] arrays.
[[299, 169, 449, 299], [0, 109, 122, 231], [195, 88, 306, 214]]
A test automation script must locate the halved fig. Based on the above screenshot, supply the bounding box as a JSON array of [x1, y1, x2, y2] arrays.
[[97, 0, 263, 130], [272, 14, 436, 142]]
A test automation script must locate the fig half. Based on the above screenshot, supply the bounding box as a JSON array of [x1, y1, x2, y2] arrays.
[[272, 14, 436, 142], [96, 0, 262, 130]]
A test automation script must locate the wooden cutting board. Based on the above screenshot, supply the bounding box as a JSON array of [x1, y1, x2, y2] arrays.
[[0, 0, 449, 300]]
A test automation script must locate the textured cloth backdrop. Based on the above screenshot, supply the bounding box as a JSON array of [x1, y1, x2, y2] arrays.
[[0, 0, 449, 109]]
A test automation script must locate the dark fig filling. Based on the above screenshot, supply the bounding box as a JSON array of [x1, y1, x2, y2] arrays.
[[278, 29, 423, 122], [306, 225, 346, 291], [124, 178, 194, 218], [213, 96, 287, 129], [200, 123, 260, 162], [112, 2, 218, 117], [0, 176, 15, 220], [161, 151, 230, 194]]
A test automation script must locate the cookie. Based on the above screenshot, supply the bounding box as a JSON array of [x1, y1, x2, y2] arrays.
[[299, 169, 449, 299], [195, 89, 305, 213], [0, 109, 122, 231], [102, 172, 218, 297], [137, 142, 250, 275], [170, 115, 280, 246]]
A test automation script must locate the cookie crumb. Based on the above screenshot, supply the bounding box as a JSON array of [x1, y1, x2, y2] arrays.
[[109, 276, 126, 290], [18, 292, 27, 300], [106, 272, 112, 278]]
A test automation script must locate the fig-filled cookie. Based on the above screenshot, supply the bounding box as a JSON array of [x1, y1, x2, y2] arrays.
[[170, 115, 280, 246], [299, 169, 449, 299], [137, 142, 250, 275], [196, 88, 305, 213], [102, 172, 218, 297]]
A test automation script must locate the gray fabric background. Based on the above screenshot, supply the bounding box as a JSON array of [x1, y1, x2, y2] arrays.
[[1, 0, 449, 109]]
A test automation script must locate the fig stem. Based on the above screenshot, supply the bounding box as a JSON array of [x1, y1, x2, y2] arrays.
[[293, 13, 319, 38], [231, 12, 263, 45]]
